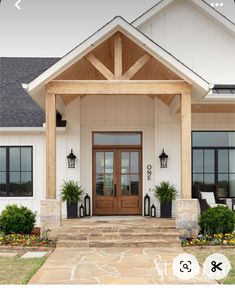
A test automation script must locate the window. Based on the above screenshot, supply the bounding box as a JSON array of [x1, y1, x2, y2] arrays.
[[0, 147, 33, 197], [93, 132, 142, 146], [192, 132, 235, 198], [192, 131, 235, 147]]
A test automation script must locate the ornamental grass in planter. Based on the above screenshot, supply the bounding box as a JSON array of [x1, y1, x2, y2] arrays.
[[153, 181, 176, 218], [60, 180, 84, 219]]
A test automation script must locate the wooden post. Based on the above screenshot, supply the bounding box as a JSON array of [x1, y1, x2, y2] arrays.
[[181, 93, 191, 199], [46, 92, 56, 199]]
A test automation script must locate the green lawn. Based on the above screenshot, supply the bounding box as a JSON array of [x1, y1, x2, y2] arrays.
[[0, 256, 47, 284], [184, 247, 235, 284]]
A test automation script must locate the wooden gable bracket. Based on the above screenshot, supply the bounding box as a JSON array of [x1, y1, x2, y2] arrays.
[[169, 95, 180, 114]]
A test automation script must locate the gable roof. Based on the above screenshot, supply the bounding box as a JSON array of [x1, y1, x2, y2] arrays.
[[0, 57, 59, 127], [132, 0, 235, 33], [25, 16, 210, 112]]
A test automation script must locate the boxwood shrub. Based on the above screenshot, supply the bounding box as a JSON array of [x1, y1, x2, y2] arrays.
[[199, 205, 235, 235], [0, 205, 36, 234]]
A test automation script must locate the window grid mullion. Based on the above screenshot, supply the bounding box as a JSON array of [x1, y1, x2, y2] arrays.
[[228, 149, 230, 195], [203, 149, 205, 184], [6, 147, 10, 197], [20, 148, 22, 185]]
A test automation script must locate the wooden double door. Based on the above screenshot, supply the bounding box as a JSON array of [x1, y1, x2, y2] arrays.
[[93, 148, 142, 215]]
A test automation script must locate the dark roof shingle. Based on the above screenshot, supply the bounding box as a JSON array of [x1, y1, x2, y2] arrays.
[[0, 57, 59, 127], [212, 84, 235, 94]]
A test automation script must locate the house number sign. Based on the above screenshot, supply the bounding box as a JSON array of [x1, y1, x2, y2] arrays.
[[147, 165, 152, 181]]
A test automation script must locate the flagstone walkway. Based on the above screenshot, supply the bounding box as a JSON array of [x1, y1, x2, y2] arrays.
[[29, 247, 216, 284]]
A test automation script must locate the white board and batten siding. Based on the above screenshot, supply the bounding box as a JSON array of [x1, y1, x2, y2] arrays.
[[0, 133, 45, 225], [0, 97, 81, 224], [57, 97, 81, 219], [139, 0, 235, 84]]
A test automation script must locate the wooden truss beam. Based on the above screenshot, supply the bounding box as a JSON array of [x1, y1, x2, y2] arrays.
[[122, 53, 151, 80], [85, 53, 114, 80], [46, 80, 191, 95], [114, 33, 122, 79]]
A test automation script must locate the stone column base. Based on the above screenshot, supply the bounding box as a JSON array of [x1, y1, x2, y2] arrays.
[[176, 199, 200, 238], [40, 199, 61, 240]]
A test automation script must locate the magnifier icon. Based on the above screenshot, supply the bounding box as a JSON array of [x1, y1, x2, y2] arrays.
[[183, 263, 189, 270]]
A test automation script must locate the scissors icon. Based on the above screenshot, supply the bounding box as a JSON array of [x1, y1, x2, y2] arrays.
[[211, 261, 223, 272]]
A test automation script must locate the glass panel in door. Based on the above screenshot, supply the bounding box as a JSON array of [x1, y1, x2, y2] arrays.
[[120, 151, 140, 196], [95, 152, 114, 196]]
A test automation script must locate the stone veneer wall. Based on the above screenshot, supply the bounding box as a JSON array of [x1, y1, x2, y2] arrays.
[[40, 200, 61, 240], [176, 199, 200, 238]]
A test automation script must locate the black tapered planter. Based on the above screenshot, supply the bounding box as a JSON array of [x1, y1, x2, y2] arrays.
[[160, 202, 172, 218], [67, 202, 78, 219]]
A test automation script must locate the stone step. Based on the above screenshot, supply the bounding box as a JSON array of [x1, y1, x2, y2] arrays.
[[56, 239, 181, 248], [57, 218, 179, 247], [58, 232, 179, 241], [59, 226, 178, 234], [61, 218, 176, 225]]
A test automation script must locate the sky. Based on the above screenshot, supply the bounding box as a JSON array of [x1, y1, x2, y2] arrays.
[[0, 0, 234, 57]]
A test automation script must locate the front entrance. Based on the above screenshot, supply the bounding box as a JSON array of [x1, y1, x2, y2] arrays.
[[92, 132, 142, 215]]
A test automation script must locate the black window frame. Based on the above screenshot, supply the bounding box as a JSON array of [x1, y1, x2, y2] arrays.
[[0, 146, 33, 197], [192, 131, 235, 198]]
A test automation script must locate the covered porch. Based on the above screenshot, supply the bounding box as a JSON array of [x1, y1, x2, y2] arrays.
[[25, 18, 213, 235], [43, 31, 196, 234]]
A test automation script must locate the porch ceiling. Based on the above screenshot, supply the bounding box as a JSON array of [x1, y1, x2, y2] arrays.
[[53, 32, 183, 106]]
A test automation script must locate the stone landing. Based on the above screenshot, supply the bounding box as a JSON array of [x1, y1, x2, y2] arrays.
[[57, 216, 180, 248], [29, 247, 216, 284]]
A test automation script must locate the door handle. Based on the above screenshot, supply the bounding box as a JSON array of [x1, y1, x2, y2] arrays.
[[114, 184, 117, 197]]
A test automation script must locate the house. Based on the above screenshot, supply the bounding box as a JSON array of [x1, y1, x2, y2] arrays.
[[0, 0, 235, 235]]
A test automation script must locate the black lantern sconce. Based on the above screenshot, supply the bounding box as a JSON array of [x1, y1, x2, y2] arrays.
[[79, 204, 85, 218], [84, 194, 91, 217], [151, 204, 156, 217], [159, 149, 168, 168], [144, 194, 150, 216], [67, 149, 76, 168]]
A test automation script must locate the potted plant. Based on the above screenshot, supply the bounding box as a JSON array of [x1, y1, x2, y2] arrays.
[[60, 180, 84, 219], [153, 181, 176, 218]]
